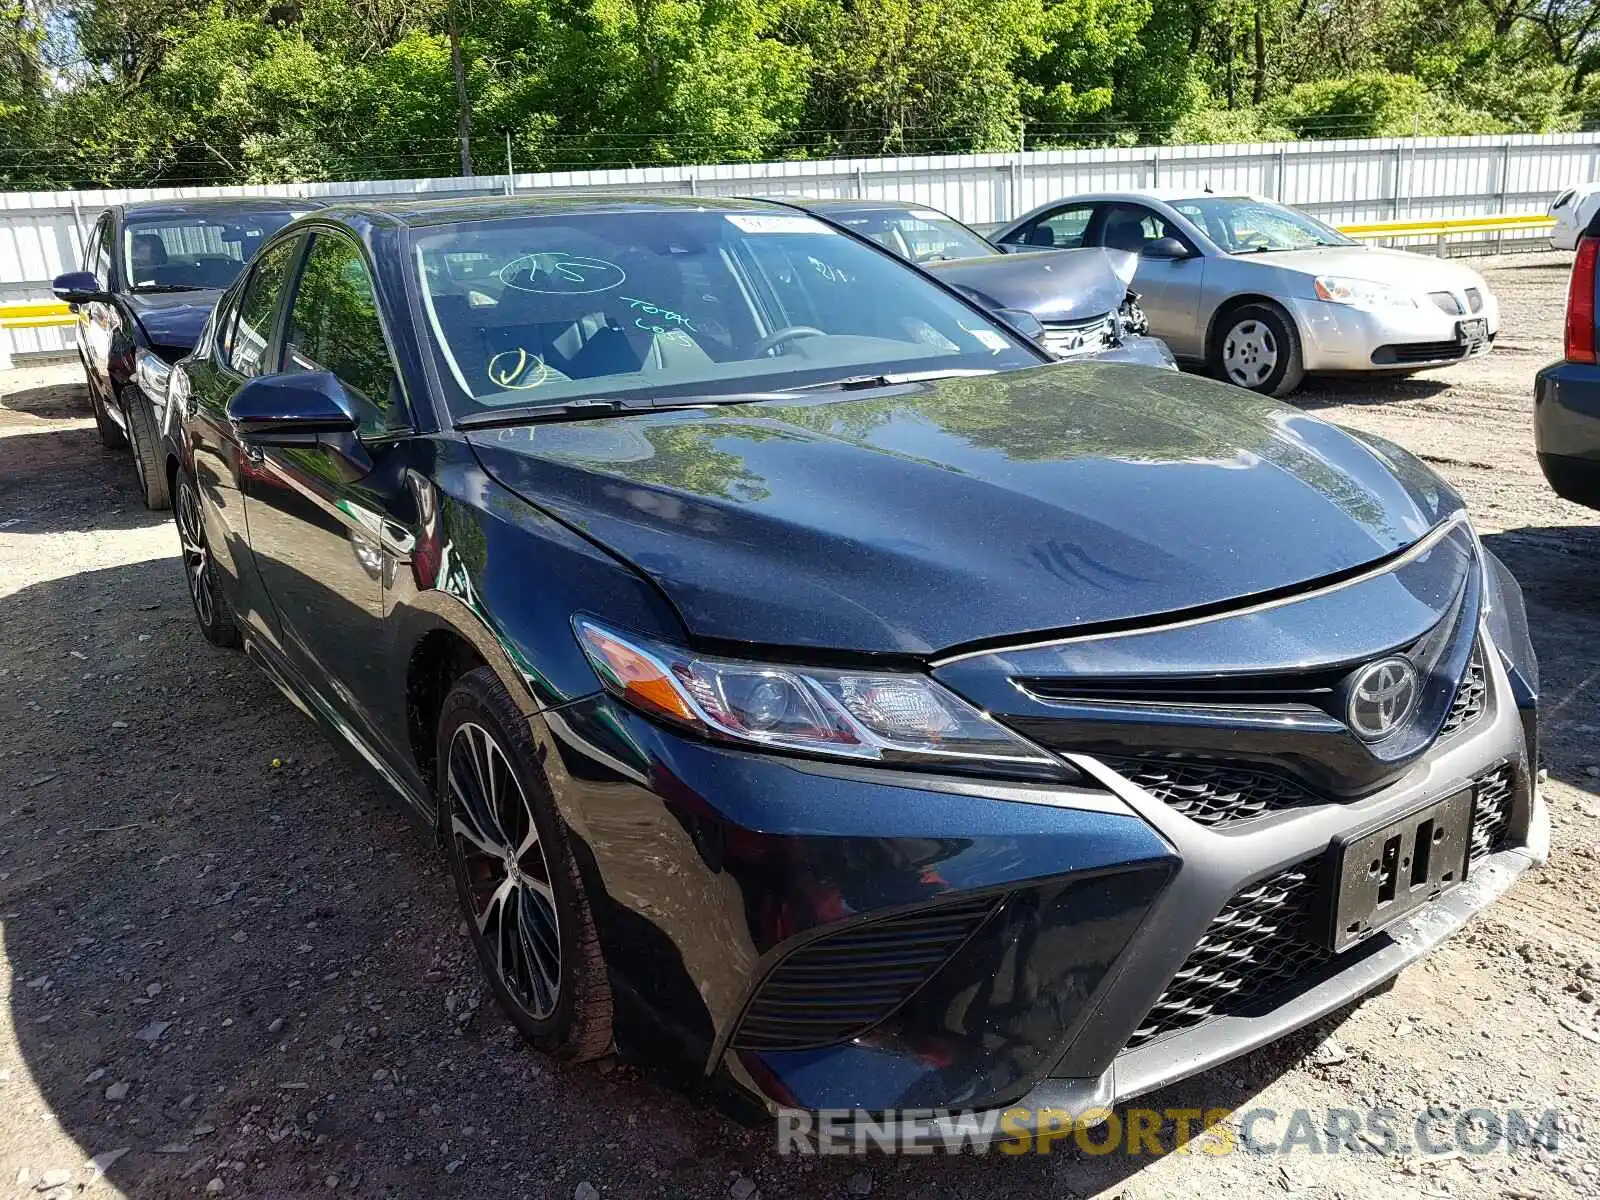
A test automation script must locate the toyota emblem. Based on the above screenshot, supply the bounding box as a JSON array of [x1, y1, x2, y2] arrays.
[[1347, 657, 1420, 740]]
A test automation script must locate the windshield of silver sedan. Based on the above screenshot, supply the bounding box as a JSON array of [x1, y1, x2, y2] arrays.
[[412, 209, 1036, 415], [1173, 196, 1356, 253]]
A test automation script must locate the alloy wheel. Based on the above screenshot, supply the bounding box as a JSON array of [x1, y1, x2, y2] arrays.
[[447, 721, 563, 1019], [1223, 319, 1279, 389], [175, 479, 214, 628]]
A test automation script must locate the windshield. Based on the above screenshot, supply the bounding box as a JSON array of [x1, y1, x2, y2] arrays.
[[123, 211, 300, 293], [824, 208, 998, 263], [1171, 196, 1355, 253], [412, 208, 1037, 417]]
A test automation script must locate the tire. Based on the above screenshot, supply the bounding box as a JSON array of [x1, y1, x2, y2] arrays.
[[125, 391, 170, 510], [1212, 302, 1305, 397], [438, 666, 613, 1062], [89, 382, 126, 450], [173, 470, 241, 649]]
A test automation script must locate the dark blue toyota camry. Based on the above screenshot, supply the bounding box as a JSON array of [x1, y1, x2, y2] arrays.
[[159, 195, 1545, 1135]]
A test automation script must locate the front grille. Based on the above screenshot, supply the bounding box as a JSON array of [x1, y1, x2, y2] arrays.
[[731, 896, 1000, 1051], [1101, 756, 1322, 827], [1372, 340, 1472, 365], [1042, 313, 1117, 359], [1126, 764, 1519, 1050], [1469, 764, 1515, 862], [1429, 290, 1463, 315], [1126, 861, 1330, 1048], [1465, 287, 1484, 313], [1440, 647, 1487, 739]]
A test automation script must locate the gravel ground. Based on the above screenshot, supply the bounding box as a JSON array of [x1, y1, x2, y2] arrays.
[[1, 254, 1599, 1200]]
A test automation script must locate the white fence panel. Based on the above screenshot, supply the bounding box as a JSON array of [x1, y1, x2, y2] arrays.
[[5, 131, 1598, 361]]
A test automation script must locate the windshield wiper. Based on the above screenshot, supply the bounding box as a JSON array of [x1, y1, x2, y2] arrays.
[[131, 283, 208, 293], [794, 368, 997, 393], [454, 392, 797, 432]]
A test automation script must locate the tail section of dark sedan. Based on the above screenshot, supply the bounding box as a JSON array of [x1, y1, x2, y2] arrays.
[[1535, 222, 1600, 509]]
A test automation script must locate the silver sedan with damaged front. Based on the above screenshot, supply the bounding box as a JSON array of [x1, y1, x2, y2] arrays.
[[990, 189, 1499, 396]]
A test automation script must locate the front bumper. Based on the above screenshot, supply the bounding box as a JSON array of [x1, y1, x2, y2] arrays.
[[541, 605, 1539, 1123], [1081, 335, 1177, 370], [1287, 291, 1499, 373], [879, 791, 1545, 1147]]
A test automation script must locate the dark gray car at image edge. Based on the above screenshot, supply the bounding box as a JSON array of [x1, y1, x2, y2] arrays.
[[157, 194, 1544, 1139]]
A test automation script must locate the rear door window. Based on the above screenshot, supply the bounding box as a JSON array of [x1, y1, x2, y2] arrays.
[[1018, 205, 1096, 250]]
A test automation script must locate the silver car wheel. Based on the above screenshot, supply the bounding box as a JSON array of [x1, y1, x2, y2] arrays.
[[1223, 319, 1279, 389], [175, 477, 214, 629], [448, 720, 563, 1020]]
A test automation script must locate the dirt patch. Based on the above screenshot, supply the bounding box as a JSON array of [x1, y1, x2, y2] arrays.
[[1, 255, 1598, 1200]]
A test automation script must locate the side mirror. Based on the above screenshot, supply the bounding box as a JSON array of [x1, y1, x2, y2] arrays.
[[1144, 237, 1191, 261], [52, 270, 106, 305], [994, 307, 1047, 342], [227, 371, 359, 443]]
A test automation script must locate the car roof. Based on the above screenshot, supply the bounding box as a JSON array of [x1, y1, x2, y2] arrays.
[[307, 193, 794, 229], [120, 197, 329, 220], [794, 198, 951, 215], [1050, 188, 1264, 205]]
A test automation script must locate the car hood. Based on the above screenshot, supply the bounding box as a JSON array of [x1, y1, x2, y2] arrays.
[[1241, 245, 1488, 292], [468, 362, 1462, 656], [125, 289, 223, 357], [923, 248, 1132, 322]]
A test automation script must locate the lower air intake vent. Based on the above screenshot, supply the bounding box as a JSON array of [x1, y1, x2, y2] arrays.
[[1440, 648, 1488, 739], [1469, 764, 1515, 862], [1127, 764, 1519, 1050], [732, 896, 1001, 1051], [1125, 860, 1330, 1049], [1101, 756, 1323, 828]]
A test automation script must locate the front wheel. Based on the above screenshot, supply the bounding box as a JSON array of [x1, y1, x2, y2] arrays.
[[173, 471, 240, 648], [1213, 303, 1305, 396], [88, 384, 126, 450], [438, 667, 613, 1061], [126, 392, 170, 510]]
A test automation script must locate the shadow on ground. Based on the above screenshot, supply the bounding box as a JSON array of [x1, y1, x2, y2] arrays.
[[1293, 375, 1452, 411], [1481, 523, 1600, 796], [2, 382, 92, 422], [0, 556, 1334, 1198], [0, 425, 169, 535]]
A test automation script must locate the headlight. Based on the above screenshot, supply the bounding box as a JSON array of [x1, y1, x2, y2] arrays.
[[165, 363, 190, 426], [135, 349, 172, 402], [574, 619, 1068, 779], [1313, 276, 1417, 310]]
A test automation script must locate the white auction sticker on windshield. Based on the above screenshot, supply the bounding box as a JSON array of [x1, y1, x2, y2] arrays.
[[910, 209, 947, 220], [726, 214, 835, 235], [968, 328, 1010, 352]]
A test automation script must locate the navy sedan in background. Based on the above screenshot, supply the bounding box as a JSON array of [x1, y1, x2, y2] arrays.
[[51, 198, 319, 508], [791, 197, 1174, 367], [161, 194, 1541, 1135]]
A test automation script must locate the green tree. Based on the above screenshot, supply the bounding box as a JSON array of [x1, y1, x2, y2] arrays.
[[792, 0, 1044, 155]]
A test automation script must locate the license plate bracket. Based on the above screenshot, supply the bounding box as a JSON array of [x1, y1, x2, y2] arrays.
[[1457, 318, 1488, 346], [1323, 789, 1473, 953]]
